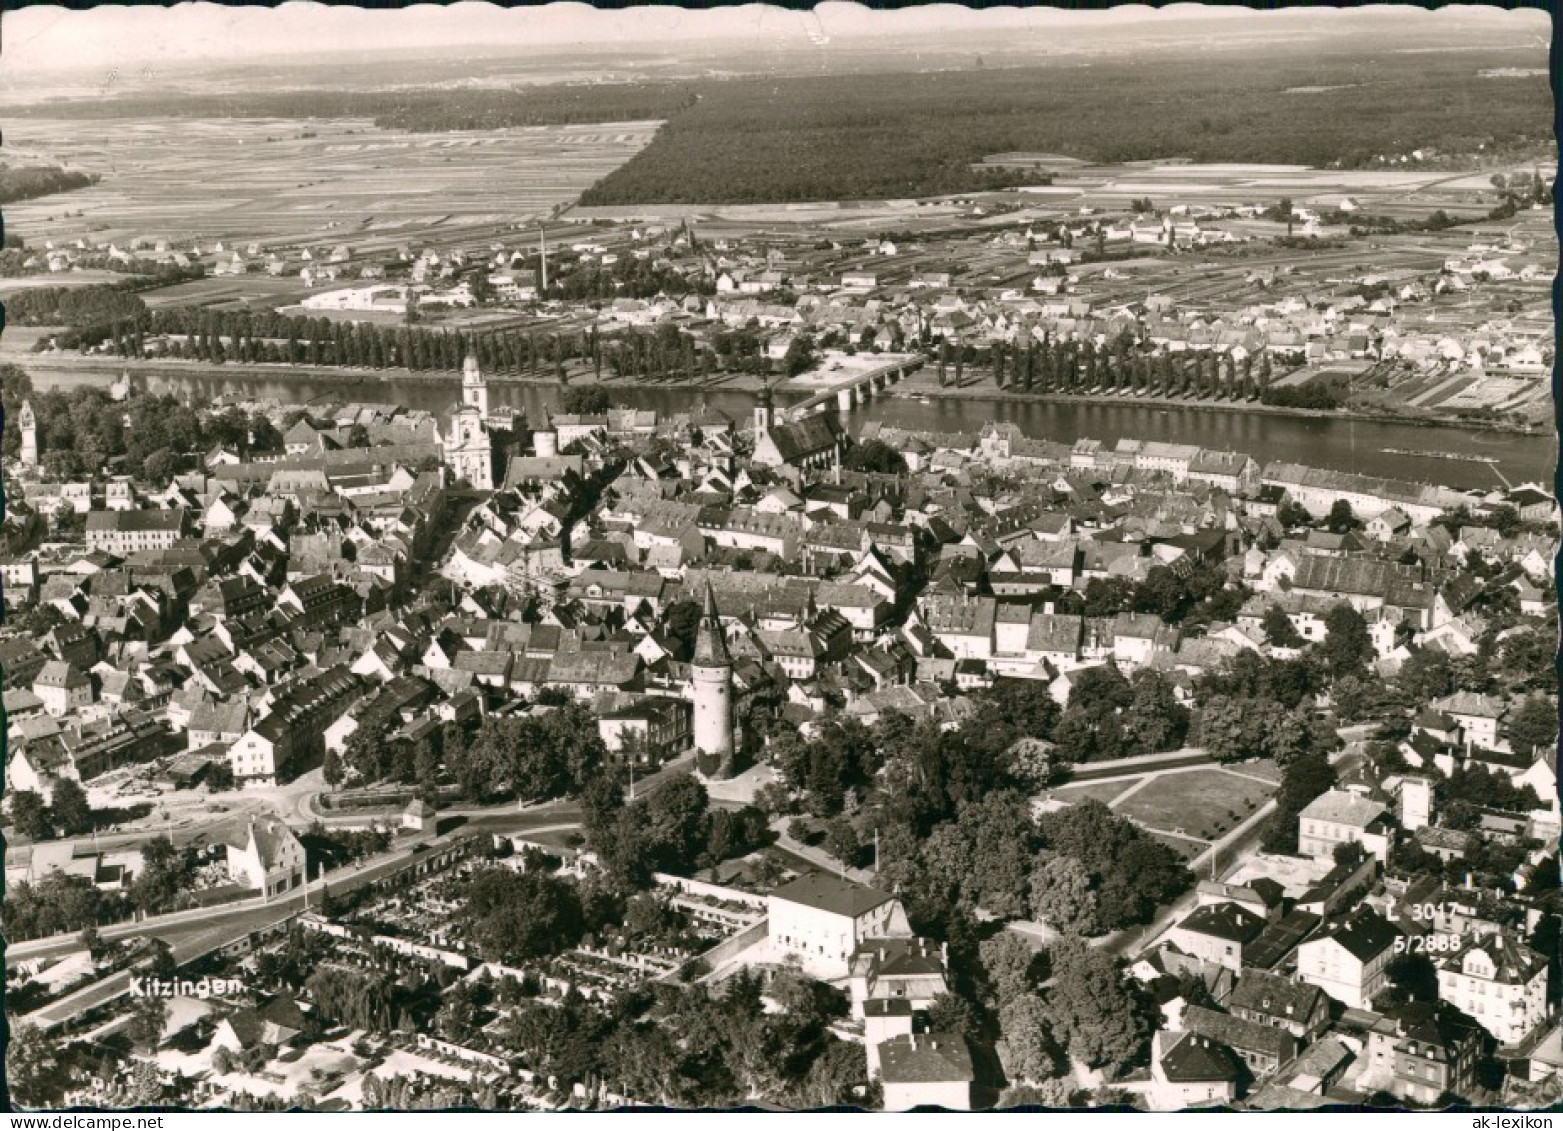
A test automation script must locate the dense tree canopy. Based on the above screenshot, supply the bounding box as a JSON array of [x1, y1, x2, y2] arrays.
[[842, 439, 908, 475], [445, 702, 605, 803], [579, 47, 1549, 204], [462, 866, 586, 964], [1506, 695, 1558, 757], [1261, 750, 1339, 854], [1040, 938, 1156, 1073], [1034, 800, 1192, 932], [3, 872, 112, 940], [585, 770, 771, 888]]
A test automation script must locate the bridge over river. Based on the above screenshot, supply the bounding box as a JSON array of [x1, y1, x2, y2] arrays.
[[777, 351, 925, 419]]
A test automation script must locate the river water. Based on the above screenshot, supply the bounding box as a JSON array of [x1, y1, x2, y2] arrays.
[[42, 367, 1554, 493]]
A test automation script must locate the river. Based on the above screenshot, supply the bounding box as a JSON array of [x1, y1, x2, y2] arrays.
[[36, 366, 1554, 493]]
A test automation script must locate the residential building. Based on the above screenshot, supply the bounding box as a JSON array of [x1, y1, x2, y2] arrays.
[[227, 667, 361, 785], [1168, 902, 1269, 972], [768, 873, 911, 979], [84, 508, 190, 555], [1296, 907, 1401, 1010], [1228, 970, 1333, 1043], [33, 660, 94, 717], [1297, 790, 1393, 864], [1182, 1004, 1299, 1077], [1149, 1030, 1242, 1110], [877, 1032, 976, 1112], [225, 817, 307, 900], [1435, 932, 1550, 1047], [1362, 1003, 1485, 1105]]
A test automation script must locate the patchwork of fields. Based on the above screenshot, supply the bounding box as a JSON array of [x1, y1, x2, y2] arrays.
[[3, 117, 662, 247]]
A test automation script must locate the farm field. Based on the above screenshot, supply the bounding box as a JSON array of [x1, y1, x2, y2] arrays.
[[1113, 768, 1275, 842], [0, 270, 130, 292], [0, 327, 54, 365], [3, 116, 662, 248], [142, 276, 312, 311], [563, 161, 1527, 241]]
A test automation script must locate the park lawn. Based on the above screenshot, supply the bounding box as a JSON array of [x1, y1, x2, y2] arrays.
[[1149, 832, 1209, 860], [1231, 758, 1284, 784], [1113, 768, 1274, 842], [1050, 779, 1140, 808], [523, 828, 586, 851]]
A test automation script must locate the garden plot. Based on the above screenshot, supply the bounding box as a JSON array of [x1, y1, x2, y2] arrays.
[[1437, 376, 1537, 410]]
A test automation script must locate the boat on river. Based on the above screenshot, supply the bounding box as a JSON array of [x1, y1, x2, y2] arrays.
[[1380, 448, 1500, 464]]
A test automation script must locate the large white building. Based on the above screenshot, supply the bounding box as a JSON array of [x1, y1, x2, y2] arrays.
[[84, 508, 189, 555], [1297, 907, 1400, 1010], [1297, 790, 1393, 865], [1436, 933, 1550, 1047], [225, 817, 306, 901], [768, 873, 910, 979], [299, 283, 412, 311]]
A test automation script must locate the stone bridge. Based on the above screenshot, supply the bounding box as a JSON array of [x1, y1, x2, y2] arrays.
[[782, 353, 925, 421]]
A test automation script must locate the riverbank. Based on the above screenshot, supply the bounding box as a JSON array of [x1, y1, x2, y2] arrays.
[[14, 353, 1540, 439], [893, 381, 1542, 438], [12, 352, 768, 397], [21, 354, 1550, 489]]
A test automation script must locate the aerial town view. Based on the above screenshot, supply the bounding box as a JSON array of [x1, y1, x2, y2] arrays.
[[0, 2, 1557, 1116]]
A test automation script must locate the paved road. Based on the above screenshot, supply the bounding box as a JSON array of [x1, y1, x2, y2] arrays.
[[13, 747, 702, 869], [21, 809, 588, 1031], [11, 750, 723, 955], [16, 752, 752, 1034], [1099, 737, 1366, 961], [5, 796, 275, 868], [21, 838, 441, 1029], [1065, 750, 1214, 784], [7, 806, 585, 970]]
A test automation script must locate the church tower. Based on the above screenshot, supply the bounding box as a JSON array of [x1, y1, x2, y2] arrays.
[[18, 399, 38, 468], [445, 355, 494, 489], [691, 581, 735, 778], [754, 382, 775, 436], [462, 353, 490, 419]]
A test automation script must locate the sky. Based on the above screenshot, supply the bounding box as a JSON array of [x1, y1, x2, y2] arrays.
[[2, 2, 1541, 79]]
